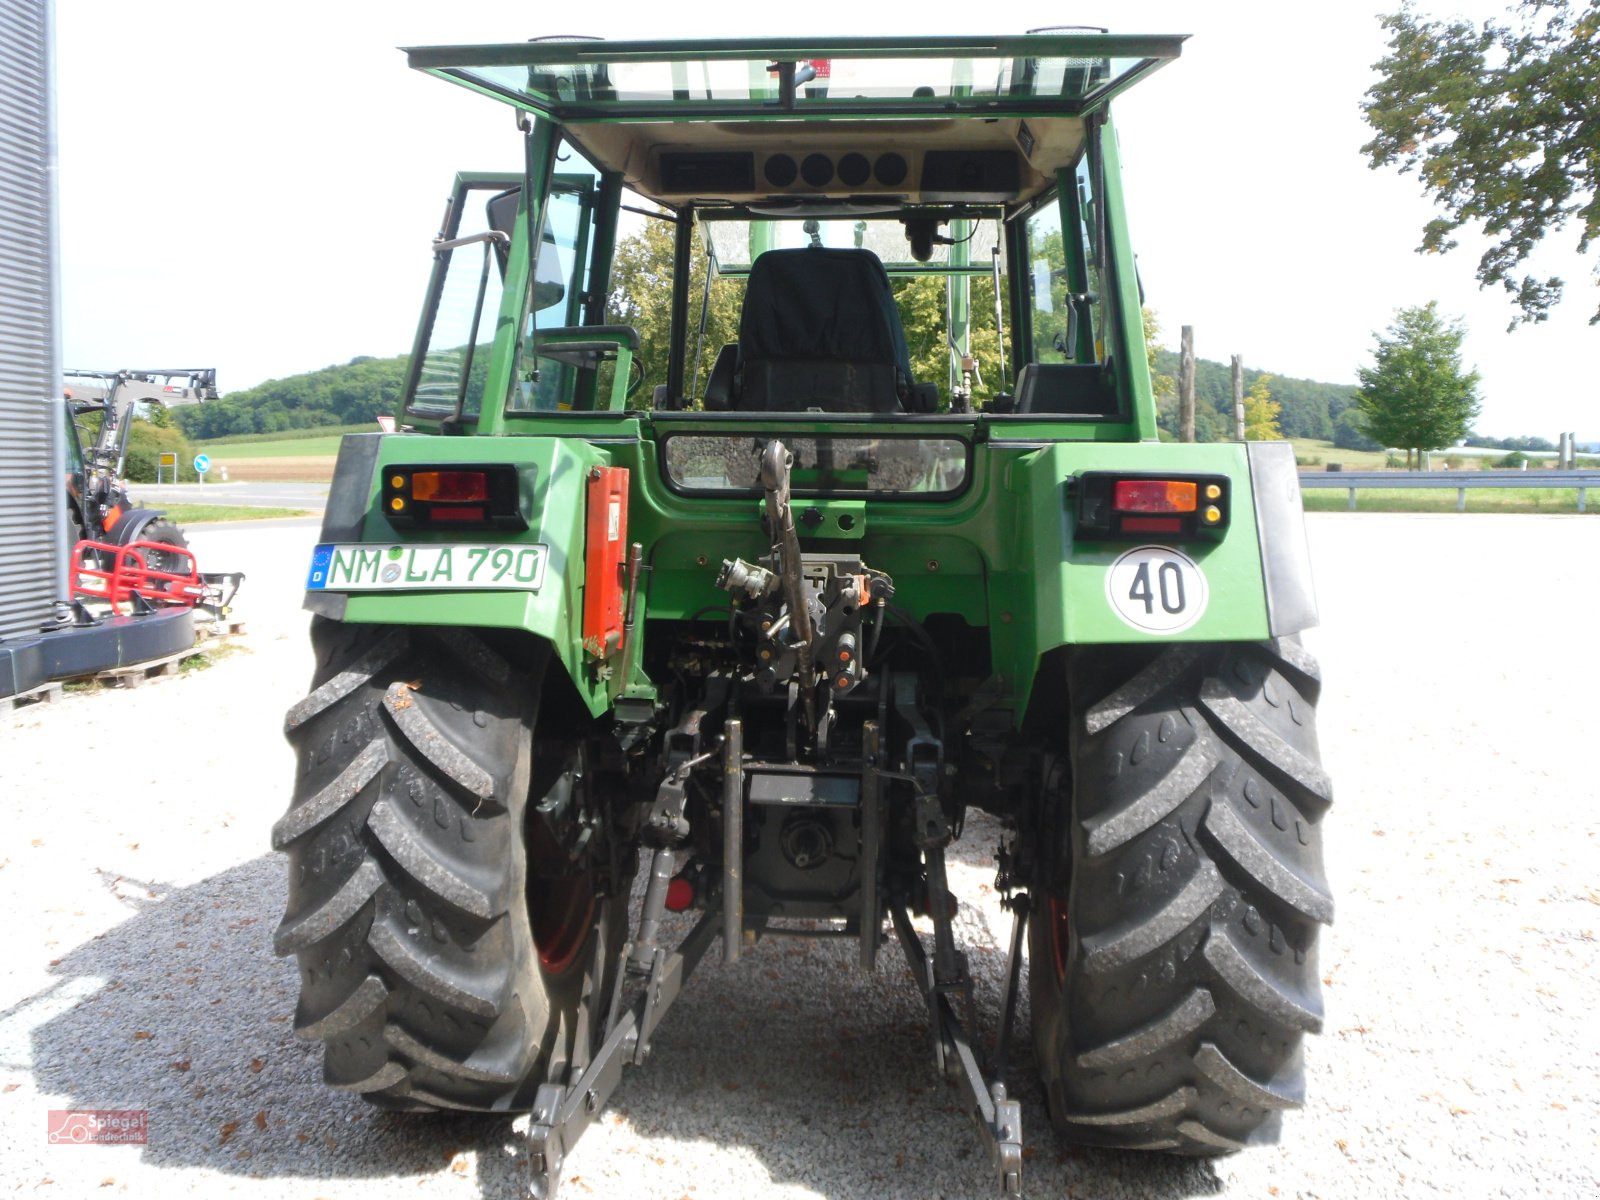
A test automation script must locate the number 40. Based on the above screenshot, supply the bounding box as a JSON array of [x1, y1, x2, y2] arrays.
[[1129, 560, 1186, 615]]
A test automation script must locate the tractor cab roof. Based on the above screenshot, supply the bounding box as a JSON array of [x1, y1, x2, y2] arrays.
[[406, 33, 1184, 212]]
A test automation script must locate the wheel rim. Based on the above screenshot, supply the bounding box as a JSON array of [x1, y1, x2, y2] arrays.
[[527, 818, 597, 976], [1048, 894, 1070, 986], [529, 872, 596, 975]]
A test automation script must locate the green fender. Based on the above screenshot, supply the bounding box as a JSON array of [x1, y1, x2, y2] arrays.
[[303, 433, 616, 716]]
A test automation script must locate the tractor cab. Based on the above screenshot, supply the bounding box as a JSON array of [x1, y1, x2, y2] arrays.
[[398, 35, 1183, 430]]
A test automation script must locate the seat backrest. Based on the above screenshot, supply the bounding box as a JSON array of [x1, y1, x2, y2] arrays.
[[736, 248, 911, 413]]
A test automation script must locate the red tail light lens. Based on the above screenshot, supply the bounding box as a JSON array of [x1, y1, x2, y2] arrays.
[[411, 470, 489, 503], [1076, 473, 1231, 541], [380, 464, 527, 531], [1120, 516, 1184, 534], [1113, 480, 1198, 513]]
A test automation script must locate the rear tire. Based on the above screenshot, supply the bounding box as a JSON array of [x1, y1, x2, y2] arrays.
[[134, 517, 189, 575], [1031, 638, 1333, 1154], [273, 619, 625, 1111]]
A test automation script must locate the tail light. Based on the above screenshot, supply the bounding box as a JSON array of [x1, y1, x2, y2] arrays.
[[382, 464, 526, 531], [1075, 472, 1230, 540]]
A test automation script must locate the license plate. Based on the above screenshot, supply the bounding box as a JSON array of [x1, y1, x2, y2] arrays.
[[306, 543, 548, 592]]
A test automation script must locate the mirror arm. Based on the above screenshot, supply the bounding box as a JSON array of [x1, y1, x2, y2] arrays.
[[434, 230, 509, 254]]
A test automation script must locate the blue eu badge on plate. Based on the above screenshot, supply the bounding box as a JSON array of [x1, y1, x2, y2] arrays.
[[307, 545, 333, 588]]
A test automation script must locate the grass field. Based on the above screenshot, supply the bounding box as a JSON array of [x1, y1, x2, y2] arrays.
[[1302, 488, 1594, 515], [162, 504, 311, 522], [196, 423, 373, 447], [1289, 438, 1395, 470], [206, 435, 347, 459]]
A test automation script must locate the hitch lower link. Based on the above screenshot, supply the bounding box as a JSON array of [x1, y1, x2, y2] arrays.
[[882, 707, 1030, 1196], [524, 715, 724, 1200]]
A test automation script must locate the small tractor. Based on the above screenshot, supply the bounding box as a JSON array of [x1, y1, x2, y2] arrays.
[[63, 368, 237, 612], [275, 33, 1332, 1197]]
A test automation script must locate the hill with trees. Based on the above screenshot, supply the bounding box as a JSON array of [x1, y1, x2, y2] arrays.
[[1150, 347, 1358, 442], [172, 354, 408, 440]]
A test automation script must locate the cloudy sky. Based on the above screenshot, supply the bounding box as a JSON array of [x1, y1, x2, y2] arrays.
[[52, 0, 1595, 439]]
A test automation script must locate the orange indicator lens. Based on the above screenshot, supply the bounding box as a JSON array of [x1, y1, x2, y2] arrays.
[[411, 470, 489, 503], [1113, 480, 1198, 513]]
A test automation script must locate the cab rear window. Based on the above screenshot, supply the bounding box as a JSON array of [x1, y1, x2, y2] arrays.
[[661, 434, 968, 498]]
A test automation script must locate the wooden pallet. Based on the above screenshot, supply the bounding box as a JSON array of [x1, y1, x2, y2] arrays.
[[195, 616, 247, 642], [1, 680, 65, 716], [94, 649, 193, 689]]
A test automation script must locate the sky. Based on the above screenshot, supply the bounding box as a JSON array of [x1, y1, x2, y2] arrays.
[[51, 0, 1596, 440]]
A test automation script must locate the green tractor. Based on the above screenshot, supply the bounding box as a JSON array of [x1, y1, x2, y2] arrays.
[[275, 33, 1331, 1196]]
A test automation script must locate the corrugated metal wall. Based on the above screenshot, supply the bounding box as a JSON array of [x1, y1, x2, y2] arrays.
[[0, 0, 65, 642]]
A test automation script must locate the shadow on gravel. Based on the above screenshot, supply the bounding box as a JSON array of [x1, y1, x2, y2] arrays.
[[591, 873, 1226, 1200], [26, 854, 525, 1196], [27, 846, 1223, 1200]]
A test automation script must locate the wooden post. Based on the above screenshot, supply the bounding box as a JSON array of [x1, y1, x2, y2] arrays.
[[1231, 355, 1245, 441], [1179, 325, 1196, 443]]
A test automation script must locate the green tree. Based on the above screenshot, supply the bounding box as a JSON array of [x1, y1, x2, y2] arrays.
[[1355, 302, 1482, 467], [1333, 407, 1382, 452], [1362, 1, 1600, 325], [891, 273, 1008, 408], [605, 215, 746, 406], [1144, 307, 1176, 412], [173, 355, 409, 439], [123, 420, 196, 483], [1243, 374, 1282, 440]]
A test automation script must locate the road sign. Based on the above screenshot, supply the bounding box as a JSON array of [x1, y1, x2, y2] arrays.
[[193, 453, 211, 482], [157, 451, 178, 484]]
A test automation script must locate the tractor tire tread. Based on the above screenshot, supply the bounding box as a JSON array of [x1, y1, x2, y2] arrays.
[[274, 620, 566, 1111], [1033, 638, 1332, 1156]]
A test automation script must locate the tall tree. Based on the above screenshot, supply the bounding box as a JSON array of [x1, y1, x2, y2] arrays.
[[606, 215, 743, 404], [1243, 374, 1283, 440], [1362, 1, 1600, 326], [1355, 302, 1482, 467]]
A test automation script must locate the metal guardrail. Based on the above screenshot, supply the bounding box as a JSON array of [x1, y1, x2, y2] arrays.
[[1299, 469, 1600, 512]]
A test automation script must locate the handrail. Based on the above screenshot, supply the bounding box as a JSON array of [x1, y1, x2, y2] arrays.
[[1298, 469, 1600, 512]]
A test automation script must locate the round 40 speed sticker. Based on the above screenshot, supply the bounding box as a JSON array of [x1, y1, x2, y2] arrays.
[[1104, 545, 1210, 634]]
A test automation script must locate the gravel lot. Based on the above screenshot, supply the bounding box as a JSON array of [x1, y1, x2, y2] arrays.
[[3, 512, 1597, 1198]]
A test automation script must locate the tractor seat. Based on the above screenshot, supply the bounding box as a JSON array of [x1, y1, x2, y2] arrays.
[[709, 247, 935, 414]]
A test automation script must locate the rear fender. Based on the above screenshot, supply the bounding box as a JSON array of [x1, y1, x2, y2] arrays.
[[108, 507, 168, 545], [303, 433, 615, 716], [1003, 440, 1315, 713]]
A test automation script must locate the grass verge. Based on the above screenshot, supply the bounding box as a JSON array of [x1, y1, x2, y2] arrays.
[[161, 504, 311, 523], [1302, 488, 1594, 515]]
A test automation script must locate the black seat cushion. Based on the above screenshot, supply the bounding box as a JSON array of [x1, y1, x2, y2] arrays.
[[736, 248, 914, 413]]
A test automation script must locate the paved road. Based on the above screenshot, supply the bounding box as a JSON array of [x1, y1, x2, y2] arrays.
[[3, 513, 1596, 1199], [134, 480, 329, 512]]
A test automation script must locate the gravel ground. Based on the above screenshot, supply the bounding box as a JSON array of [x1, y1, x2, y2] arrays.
[[3, 512, 1597, 1198]]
